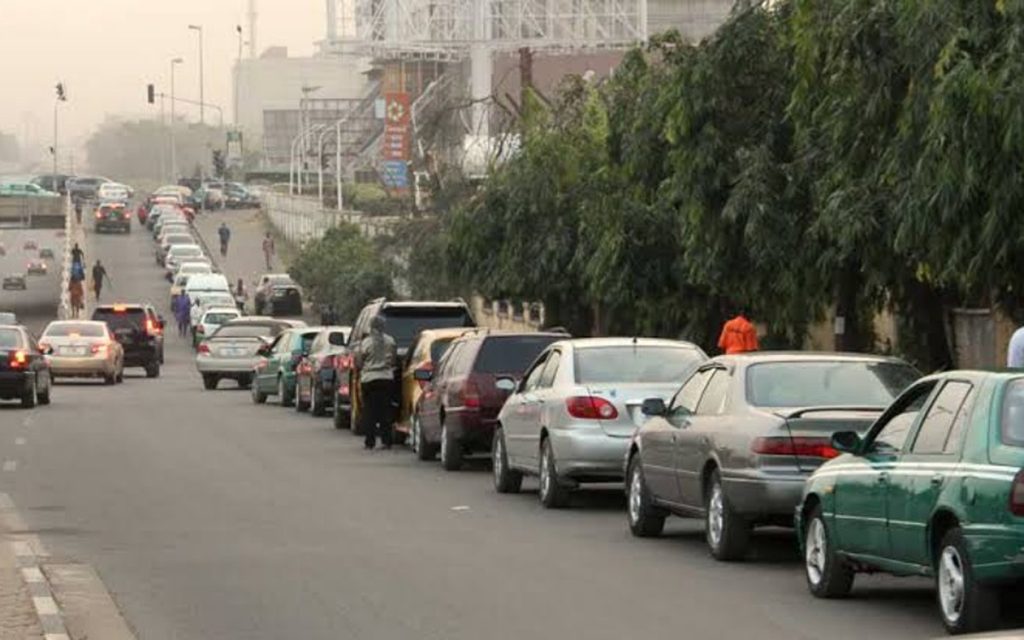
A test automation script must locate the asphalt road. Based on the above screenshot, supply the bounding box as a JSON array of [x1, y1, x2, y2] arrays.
[[0, 215, 991, 639], [0, 226, 63, 334]]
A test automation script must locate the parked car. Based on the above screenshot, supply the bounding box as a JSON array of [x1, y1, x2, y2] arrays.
[[798, 370, 1024, 634], [250, 327, 323, 403], [342, 298, 475, 434], [31, 174, 72, 195], [0, 325, 52, 407], [91, 303, 165, 377], [415, 330, 569, 470], [195, 318, 295, 389], [224, 182, 260, 209], [626, 352, 920, 561], [39, 248, 55, 260], [294, 326, 351, 417], [26, 260, 47, 275], [0, 312, 18, 325], [0, 182, 59, 198], [397, 327, 467, 437], [2, 274, 27, 291], [164, 245, 205, 279], [493, 337, 706, 504], [67, 176, 109, 200], [94, 202, 131, 233], [193, 306, 243, 351], [253, 274, 303, 316], [39, 320, 123, 384], [156, 232, 197, 265]]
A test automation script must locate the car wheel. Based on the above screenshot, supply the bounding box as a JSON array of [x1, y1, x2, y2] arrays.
[[295, 385, 309, 412], [202, 374, 218, 391], [492, 427, 522, 494], [414, 412, 436, 461], [238, 375, 252, 390], [333, 395, 351, 430], [37, 375, 51, 405], [251, 380, 268, 404], [278, 376, 294, 407], [804, 504, 854, 598], [21, 377, 37, 408], [440, 421, 462, 471], [104, 371, 116, 385], [311, 385, 327, 417], [538, 438, 570, 508], [627, 456, 666, 537], [705, 469, 751, 561], [937, 527, 999, 634], [145, 362, 160, 378]]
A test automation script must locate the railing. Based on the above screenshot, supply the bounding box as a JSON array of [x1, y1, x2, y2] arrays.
[[261, 192, 402, 246]]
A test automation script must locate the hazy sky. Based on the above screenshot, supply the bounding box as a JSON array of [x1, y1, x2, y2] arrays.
[[1, 0, 324, 156]]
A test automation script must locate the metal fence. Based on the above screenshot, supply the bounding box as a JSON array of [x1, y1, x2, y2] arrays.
[[260, 191, 401, 245]]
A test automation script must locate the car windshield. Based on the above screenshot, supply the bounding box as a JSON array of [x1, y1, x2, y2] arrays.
[[265, 275, 293, 286], [45, 323, 105, 338], [0, 328, 24, 348], [164, 235, 193, 244], [475, 335, 562, 374], [383, 308, 475, 350], [1001, 379, 1024, 447], [574, 345, 705, 384], [93, 309, 146, 331], [746, 361, 920, 408], [170, 246, 202, 257], [430, 338, 455, 363], [214, 324, 281, 339], [203, 312, 238, 325]]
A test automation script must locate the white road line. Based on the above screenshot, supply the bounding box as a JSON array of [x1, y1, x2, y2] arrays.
[[21, 566, 45, 583], [44, 635, 70, 640], [32, 596, 59, 616], [14, 437, 26, 446], [3, 460, 17, 472]]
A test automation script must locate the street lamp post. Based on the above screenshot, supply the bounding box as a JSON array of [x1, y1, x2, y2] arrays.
[[170, 57, 183, 180], [234, 25, 243, 126], [188, 25, 205, 125]]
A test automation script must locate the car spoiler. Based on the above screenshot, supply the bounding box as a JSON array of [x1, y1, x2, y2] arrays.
[[772, 405, 886, 419]]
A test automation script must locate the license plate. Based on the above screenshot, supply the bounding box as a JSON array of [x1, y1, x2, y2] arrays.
[[219, 347, 246, 357], [60, 346, 87, 356]]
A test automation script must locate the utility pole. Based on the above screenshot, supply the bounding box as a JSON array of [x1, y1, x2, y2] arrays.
[[188, 25, 205, 125], [170, 57, 183, 180], [235, 25, 243, 126]]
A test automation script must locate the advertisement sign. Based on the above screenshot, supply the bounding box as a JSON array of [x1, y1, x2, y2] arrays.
[[381, 92, 411, 162]]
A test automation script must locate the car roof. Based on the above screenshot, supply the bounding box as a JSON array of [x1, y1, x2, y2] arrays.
[[553, 337, 702, 350], [47, 320, 108, 327], [417, 327, 472, 340], [379, 300, 468, 310], [714, 351, 909, 365]]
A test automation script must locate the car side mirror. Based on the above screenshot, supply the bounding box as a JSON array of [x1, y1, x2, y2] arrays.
[[495, 377, 516, 392], [831, 431, 861, 455], [413, 367, 433, 382], [257, 345, 271, 356], [641, 397, 667, 417]]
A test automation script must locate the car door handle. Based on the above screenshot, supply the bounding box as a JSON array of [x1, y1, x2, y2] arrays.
[[930, 474, 944, 487], [876, 473, 889, 484]]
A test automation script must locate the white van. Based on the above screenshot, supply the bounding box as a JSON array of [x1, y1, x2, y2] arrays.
[[184, 273, 231, 299]]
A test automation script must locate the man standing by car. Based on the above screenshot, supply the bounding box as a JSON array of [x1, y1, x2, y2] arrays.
[[218, 222, 231, 258], [718, 308, 760, 354], [353, 315, 398, 450], [91, 260, 109, 301]]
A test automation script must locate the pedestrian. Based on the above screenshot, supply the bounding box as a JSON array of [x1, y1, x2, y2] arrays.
[[718, 307, 760, 355], [1008, 323, 1024, 368], [218, 222, 231, 258], [74, 199, 83, 225], [70, 243, 84, 269], [91, 260, 108, 301], [174, 293, 191, 338], [353, 315, 398, 450], [234, 278, 247, 313], [261, 232, 275, 270]]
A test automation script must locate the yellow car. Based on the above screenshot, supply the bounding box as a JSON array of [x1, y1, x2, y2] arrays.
[[396, 327, 467, 439]]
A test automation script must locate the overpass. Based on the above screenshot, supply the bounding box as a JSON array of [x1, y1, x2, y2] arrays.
[[0, 197, 67, 229]]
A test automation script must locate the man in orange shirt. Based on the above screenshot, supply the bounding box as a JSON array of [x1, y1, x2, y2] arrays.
[[718, 310, 760, 355]]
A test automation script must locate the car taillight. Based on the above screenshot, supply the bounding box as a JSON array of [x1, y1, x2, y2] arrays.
[[751, 437, 839, 459], [197, 342, 210, 355], [145, 318, 160, 335], [565, 396, 619, 420], [1010, 470, 1024, 517], [9, 350, 27, 368], [90, 344, 106, 355], [461, 379, 481, 409], [335, 354, 353, 370]]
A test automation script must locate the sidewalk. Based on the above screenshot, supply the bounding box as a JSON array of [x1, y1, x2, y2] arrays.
[[193, 209, 287, 295]]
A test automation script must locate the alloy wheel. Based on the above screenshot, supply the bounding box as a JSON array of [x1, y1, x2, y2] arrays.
[[805, 518, 827, 587], [493, 435, 504, 481], [628, 465, 643, 526], [939, 546, 965, 625], [707, 482, 724, 550], [540, 447, 551, 499], [440, 423, 449, 467]]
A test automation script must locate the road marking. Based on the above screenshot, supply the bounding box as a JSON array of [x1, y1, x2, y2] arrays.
[[451, 505, 471, 511], [22, 566, 45, 583], [15, 437, 26, 446], [3, 460, 17, 472], [44, 635, 70, 640], [32, 596, 58, 616]]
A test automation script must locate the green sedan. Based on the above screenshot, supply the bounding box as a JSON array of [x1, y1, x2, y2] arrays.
[[796, 371, 1024, 634], [251, 327, 320, 407]]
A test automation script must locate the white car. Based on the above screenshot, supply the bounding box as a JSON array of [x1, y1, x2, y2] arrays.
[[164, 245, 205, 277], [193, 306, 242, 346], [97, 182, 131, 202]]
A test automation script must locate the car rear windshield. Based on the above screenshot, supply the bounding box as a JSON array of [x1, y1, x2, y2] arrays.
[[382, 307, 474, 350], [746, 361, 920, 408], [170, 246, 202, 257], [45, 323, 105, 338], [430, 338, 455, 363], [475, 335, 562, 374], [575, 346, 705, 384], [93, 309, 146, 331], [214, 324, 281, 339], [1000, 379, 1024, 447], [0, 328, 24, 348], [204, 312, 238, 325], [165, 235, 193, 244], [328, 331, 347, 346], [265, 275, 292, 286]]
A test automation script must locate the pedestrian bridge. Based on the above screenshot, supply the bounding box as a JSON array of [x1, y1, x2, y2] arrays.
[[0, 197, 67, 229]]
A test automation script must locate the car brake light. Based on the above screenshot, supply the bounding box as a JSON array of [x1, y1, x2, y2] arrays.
[[1010, 470, 1024, 517], [9, 350, 27, 368], [565, 396, 619, 420], [91, 344, 106, 355], [461, 379, 481, 409], [197, 342, 210, 355], [335, 354, 353, 370], [751, 436, 839, 459]]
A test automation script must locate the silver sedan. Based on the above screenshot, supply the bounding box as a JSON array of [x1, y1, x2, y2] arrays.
[[194, 318, 293, 388], [493, 337, 707, 508]]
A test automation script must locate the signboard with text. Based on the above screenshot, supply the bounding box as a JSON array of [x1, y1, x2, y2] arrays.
[[381, 92, 411, 162]]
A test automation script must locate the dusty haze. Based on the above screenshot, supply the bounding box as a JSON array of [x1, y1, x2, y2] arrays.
[[0, 0, 323, 165]]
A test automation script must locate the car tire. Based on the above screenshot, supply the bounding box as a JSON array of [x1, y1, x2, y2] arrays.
[[116, 368, 124, 383], [539, 438, 571, 508], [202, 374, 218, 391], [333, 397, 351, 430], [37, 376, 51, 405], [440, 421, 462, 471], [145, 362, 160, 378], [492, 427, 522, 494], [804, 504, 854, 598], [238, 375, 252, 390], [104, 371, 116, 385], [311, 385, 327, 417], [414, 412, 437, 461], [295, 386, 309, 412], [705, 469, 751, 561], [278, 376, 294, 407], [626, 456, 666, 537], [251, 380, 268, 404], [937, 527, 999, 634], [21, 377, 37, 409]]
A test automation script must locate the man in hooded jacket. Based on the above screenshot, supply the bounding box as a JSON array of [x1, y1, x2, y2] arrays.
[[354, 315, 399, 449]]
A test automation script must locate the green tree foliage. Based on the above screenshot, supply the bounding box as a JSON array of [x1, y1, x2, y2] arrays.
[[85, 117, 225, 181]]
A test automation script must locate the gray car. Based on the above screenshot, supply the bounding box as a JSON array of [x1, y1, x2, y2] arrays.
[[194, 318, 294, 388], [625, 352, 920, 561], [493, 337, 707, 508]]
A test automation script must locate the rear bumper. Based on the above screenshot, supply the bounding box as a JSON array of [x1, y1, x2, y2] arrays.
[[122, 346, 158, 367], [964, 525, 1024, 583], [0, 371, 31, 398], [442, 412, 498, 452], [549, 426, 630, 481], [196, 356, 259, 374], [721, 469, 807, 521], [49, 357, 113, 377]]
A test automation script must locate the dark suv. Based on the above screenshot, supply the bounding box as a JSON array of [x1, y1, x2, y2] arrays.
[[338, 298, 476, 433], [92, 304, 164, 377], [414, 330, 566, 470], [94, 203, 131, 233]]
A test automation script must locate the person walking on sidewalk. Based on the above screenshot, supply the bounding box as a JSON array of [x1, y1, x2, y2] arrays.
[[218, 222, 231, 258], [91, 260, 109, 301], [353, 315, 398, 450], [173, 292, 191, 338], [261, 232, 275, 270]]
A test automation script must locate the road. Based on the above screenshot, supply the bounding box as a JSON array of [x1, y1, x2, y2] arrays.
[[0, 226, 63, 335], [0, 213, 971, 640]]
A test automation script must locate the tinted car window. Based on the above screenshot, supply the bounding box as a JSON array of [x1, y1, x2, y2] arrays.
[[474, 335, 561, 374], [214, 324, 282, 339], [538, 351, 561, 388], [522, 353, 549, 392], [328, 331, 347, 346], [381, 307, 474, 350], [430, 338, 455, 364], [869, 385, 932, 453], [93, 308, 146, 331], [673, 369, 712, 414], [44, 323, 105, 338], [203, 312, 238, 325], [575, 346, 704, 385], [0, 328, 24, 348], [696, 370, 730, 415], [747, 361, 919, 408], [1000, 379, 1024, 447], [911, 381, 972, 454]]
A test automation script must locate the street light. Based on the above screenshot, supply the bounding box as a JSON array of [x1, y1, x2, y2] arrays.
[[170, 57, 184, 180], [188, 25, 205, 125], [234, 25, 243, 126]]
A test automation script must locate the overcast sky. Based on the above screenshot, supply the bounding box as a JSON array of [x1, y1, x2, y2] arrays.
[[1, 0, 323, 154]]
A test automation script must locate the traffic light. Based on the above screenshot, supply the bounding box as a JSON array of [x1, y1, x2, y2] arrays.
[[147, 84, 155, 104], [55, 82, 66, 101], [212, 149, 225, 177]]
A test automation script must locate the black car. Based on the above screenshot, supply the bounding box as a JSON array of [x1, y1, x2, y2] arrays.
[[254, 274, 303, 316], [94, 203, 131, 233], [3, 274, 27, 291], [92, 304, 165, 377], [68, 177, 106, 200], [39, 248, 55, 260], [0, 325, 52, 408]]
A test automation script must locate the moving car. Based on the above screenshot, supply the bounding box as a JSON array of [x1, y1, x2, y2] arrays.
[[3, 274, 27, 291], [193, 306, 242, 349], [294, 326, 351, 417], [189, 292, 238, 331], [23, 240, 37, 250], [416, 330, 568, 469], [626, 352, 920, 560], [798, 370, 1024, 635], [253, 274, 303, 316], [67, 177, 109, 200], [94, 203, 131, 233], [26, 260, 47, 275], [0, 325, 52, 407], [39, 320, 124, 384], [492, 337, 706, 503], [31, 174, 72, 195], [96, 182, 131, 202], [39, 248, 55, 260], [196, 318, 296, 390], [344, 298, 476, 434], [397, 328, 466, 437], [250, 327, 323, 404], [0, 182, 59, 198], [91, 304, 164, 377]]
